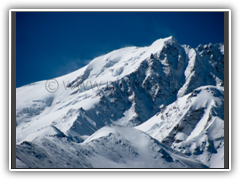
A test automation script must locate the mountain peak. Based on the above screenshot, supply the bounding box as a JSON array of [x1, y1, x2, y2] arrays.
[[167, 35, 177, 41], [150, 36, 178, 47], [164, 36, 178, 45]]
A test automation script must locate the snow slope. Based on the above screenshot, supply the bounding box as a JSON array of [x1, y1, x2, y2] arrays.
[[136, 86, 224, 167], [16, 126, 208, 168], [16, 36, 224, 168]]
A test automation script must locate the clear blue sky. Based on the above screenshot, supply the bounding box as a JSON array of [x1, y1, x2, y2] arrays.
[[16, 12, 224, 88]]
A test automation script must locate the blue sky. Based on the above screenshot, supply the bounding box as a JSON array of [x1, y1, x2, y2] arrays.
[[16, 12, 224, 88]]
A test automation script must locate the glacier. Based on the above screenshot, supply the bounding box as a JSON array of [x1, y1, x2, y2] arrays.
[[15, 36, 224, 168]]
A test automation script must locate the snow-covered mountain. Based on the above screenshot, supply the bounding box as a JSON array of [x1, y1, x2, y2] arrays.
[[16, 36, 224, 168], [136, 86, 224, 168]]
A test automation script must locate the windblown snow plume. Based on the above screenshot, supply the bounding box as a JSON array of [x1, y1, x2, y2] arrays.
[[16, 36, 224, 168]]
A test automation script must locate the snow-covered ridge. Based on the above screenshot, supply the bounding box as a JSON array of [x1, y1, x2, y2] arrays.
[[16, 126, 208, 168], [136, 86, 224, 167], [16, 36, 224, 168]]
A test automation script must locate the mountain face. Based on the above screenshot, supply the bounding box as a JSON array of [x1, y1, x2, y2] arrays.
[[16, 36, 224, 168]]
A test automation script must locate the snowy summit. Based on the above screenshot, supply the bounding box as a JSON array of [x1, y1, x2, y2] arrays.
[[16, 36, 224, 168]]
